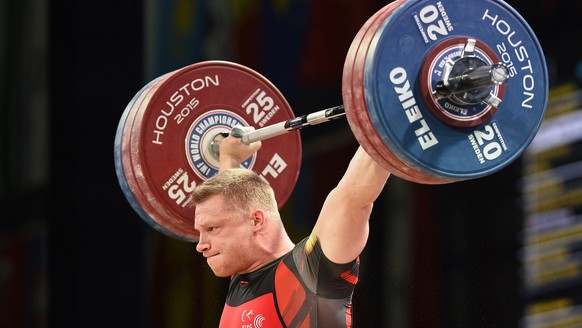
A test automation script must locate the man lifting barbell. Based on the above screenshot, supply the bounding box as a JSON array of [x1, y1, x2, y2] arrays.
[[191, 129, 390, 327], [113, 0, 548, 325]]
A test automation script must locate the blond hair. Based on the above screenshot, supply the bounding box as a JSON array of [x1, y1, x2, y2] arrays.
[[191, 168, 279, 217]]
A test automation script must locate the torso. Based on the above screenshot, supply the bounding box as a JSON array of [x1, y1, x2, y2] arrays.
[[219, 235, 359, 328]]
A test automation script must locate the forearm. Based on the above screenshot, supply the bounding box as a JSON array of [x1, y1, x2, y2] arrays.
[[219, 155, 243, 171], [335, 146, 391, 207]]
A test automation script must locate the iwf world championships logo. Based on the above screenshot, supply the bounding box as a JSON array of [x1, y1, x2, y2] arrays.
[[185, 110, 255, 180]]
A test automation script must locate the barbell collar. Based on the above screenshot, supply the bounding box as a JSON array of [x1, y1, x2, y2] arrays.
[[436, 62, 509, 95]]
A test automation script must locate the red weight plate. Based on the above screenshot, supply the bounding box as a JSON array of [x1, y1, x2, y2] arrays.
[[121, 73, 201, 240], [346, 0, 433, 183], [116, 78, 181, 237], [343, 2, 398, 170], [129, 61, 301, 241], [343, 1, 418, 179]]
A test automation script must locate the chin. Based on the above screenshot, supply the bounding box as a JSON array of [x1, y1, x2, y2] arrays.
[[209, 266, 234, 278]]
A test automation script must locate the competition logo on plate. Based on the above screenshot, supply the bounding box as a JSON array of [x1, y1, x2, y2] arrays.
[[185, 109, 255, 180]]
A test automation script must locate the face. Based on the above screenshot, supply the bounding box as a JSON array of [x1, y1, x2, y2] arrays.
[[194, 194, 257, 277]]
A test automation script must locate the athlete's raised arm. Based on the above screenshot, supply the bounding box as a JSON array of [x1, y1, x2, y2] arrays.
[[312, 146, 391, 263]]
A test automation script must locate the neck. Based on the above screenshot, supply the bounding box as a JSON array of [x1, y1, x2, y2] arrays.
[[267, 232, 295, 258], [245, 227, 295, 273]]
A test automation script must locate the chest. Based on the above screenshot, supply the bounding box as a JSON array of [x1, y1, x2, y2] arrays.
[[219, 293, 283, 328], [219, 260, 312, 328]]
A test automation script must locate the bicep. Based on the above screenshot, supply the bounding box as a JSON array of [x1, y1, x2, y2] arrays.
[[312, 188, 374, 264]]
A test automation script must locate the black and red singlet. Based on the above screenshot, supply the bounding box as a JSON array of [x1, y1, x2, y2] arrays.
[[219, 234, 359, 328]]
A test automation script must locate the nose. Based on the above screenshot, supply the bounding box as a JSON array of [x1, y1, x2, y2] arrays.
[[196, 233, 209, 253]]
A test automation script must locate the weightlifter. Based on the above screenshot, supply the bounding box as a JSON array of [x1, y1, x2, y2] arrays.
[[191, 130, 390, 327]]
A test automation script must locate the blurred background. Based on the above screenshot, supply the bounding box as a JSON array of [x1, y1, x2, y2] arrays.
[[1, 0, 581, 327]]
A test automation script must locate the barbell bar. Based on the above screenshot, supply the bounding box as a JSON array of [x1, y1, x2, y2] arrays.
[[214, 58, 510, 149]]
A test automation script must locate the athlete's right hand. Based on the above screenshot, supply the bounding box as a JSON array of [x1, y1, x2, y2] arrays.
[[219, 126, 262, 170]]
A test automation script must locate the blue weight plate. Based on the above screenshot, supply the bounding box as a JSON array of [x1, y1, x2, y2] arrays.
[[343, 0, 428, 182], [344, 0, 455, 184], [363, 0, 548, 180]]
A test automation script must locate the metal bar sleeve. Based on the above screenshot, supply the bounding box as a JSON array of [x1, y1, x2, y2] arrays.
[[238, 105, 346, 144]]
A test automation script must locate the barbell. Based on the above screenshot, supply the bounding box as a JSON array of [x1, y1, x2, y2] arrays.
[[114, 0, 548, 242]]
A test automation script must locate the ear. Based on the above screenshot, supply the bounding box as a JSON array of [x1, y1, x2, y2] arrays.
[[251, 209, 267, 231]]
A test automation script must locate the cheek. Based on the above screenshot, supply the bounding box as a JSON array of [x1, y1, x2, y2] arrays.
[[213, 228, 254, 272], [223, 230, 253, 259]]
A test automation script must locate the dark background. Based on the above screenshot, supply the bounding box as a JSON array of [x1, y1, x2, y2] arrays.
[[1, 0, 581, 327]]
